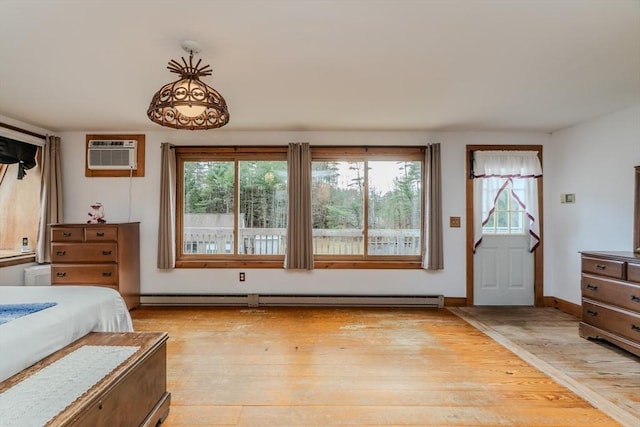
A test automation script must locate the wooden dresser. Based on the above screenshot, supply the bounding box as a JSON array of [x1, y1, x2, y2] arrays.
[[51, 222, 140, 310], [580, 251, 640, 357]]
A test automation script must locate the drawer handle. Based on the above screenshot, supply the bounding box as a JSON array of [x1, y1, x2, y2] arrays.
[[631, 295, 640, 303], [595, 264, 607, 270], [586, 284, 598, 291], [56, 250, 66, 256], [102, 272, 112, 277], [63, 232, 72, 237], [586, 309, 598, 317], [56, 272, 66, 278], [632, 325, 640, 333], [102, 250, 112, 256], [96, 232, 105, 237]]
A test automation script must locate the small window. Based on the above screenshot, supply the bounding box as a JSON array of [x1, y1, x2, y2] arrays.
[[482, 178, 526, 235]]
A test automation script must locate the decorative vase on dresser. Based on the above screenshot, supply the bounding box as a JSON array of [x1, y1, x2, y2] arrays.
[[50, 222, 140, 310]]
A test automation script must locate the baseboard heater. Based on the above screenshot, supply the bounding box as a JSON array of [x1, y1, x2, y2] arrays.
[[140, 294, 444, 308]]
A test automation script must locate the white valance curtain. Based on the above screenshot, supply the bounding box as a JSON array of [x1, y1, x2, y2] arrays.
[[472, 151, 542, 252]]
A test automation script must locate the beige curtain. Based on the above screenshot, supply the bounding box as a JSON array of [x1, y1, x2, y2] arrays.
[[36, 136, 63, 263], [422, 143, 443, 270], [285, 142, 314, 270], [157, 143, 176, 269]]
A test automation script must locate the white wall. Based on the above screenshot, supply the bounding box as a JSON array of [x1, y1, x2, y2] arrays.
[[7, 105, 638, 303], [545, 104, 640, 304], [56, 129, 546, 297]]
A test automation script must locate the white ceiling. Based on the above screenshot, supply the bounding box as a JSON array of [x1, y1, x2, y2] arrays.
[[1, 0, 639, 134]]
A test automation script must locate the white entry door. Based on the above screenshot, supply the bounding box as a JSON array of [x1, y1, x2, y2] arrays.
[[474, 234, 534, 305]]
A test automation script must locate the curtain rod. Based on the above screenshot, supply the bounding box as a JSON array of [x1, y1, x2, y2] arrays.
[[0, 122, 47, 141]]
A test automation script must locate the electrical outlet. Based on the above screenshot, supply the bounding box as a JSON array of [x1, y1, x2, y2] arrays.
[[449, 216, 461, 228], [239, 272, 245, 282]]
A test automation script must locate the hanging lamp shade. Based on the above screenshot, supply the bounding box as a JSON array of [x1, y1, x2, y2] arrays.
[[147, 43, 229, 130]]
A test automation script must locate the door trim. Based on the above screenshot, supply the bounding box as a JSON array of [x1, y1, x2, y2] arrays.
[[465, 145, 544, 307]]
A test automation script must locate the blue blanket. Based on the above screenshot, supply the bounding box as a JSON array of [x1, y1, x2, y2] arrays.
[[0, 302, 57, 325]]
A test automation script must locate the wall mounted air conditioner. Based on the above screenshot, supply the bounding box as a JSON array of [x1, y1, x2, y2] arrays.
[[87, 139, 137, 170]]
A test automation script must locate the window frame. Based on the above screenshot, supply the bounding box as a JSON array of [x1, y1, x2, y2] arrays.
[[175, 146, 288, 268], [174, 146, 425, 269], [0, 148, 42, 267], [311, 146, 424, 269], [481, 178, 527, 236]]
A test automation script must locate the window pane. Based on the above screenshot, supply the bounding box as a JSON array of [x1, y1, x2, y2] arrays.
[[367, 161, 421, 255], [183, 161, 235, 254], [0, 159, 41, 258], [495, 211, 509, 234], [483, 213, 495, 233], [312, 161, 364, 255], [238, 161, 288, 255], [510, 211, 524, 234]]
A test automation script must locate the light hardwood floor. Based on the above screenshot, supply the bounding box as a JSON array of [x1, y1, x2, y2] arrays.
[[131, 307, 627, 426], [450, 306, 640, 427]]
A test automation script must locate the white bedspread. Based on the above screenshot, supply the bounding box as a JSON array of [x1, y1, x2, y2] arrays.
[[0, 286, 133, 382]]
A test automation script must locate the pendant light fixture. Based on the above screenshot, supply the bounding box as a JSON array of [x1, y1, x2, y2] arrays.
[[147, 40, 229, 130]]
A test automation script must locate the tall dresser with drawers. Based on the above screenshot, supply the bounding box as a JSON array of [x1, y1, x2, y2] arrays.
[[50, 222, 140, 310], [580, 251, 640, 357]]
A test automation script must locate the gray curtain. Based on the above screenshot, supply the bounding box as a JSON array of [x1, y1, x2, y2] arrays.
[[285, 142, 314, 270], [157, 143, 176, 269], [422, 143, 444, 270], [36, 136, 63, 263]]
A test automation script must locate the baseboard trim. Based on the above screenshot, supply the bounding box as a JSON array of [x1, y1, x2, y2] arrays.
[[543, 296, 581, 318], [443, 297, 467, 307]]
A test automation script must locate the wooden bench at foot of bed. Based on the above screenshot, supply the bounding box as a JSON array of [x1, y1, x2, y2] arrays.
[[0, 332, 171, 426]]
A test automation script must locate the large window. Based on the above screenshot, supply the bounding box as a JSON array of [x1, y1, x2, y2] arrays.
[[0, 144, 42, 265], [176, 146, 424, 268], [177, 147, 288, 266], [311, 153, 422, 260]]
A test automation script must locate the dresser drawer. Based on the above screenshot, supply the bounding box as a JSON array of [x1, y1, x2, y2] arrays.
[[582, 274, 640, 313], [51, 264, 118, 285], [51, 228, 83, 242], [84, 227, 118, 241], [51, 243, 117, 263], [628, 262, 640, 284], [582, 299, 640, 343], [581, 256, 625, 279]]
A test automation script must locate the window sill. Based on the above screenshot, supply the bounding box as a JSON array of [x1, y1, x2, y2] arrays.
[[174, 259, 423, 269], [0, 252, 36, 268]]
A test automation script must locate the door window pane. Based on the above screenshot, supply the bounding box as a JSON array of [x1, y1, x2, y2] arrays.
[[482, 179, 526, 235]]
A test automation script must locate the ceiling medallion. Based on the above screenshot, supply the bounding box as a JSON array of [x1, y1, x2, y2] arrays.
[[147, 41, 229, 130]]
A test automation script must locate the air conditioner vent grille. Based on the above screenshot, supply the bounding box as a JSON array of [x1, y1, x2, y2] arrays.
[[87, 139, 137, 170]]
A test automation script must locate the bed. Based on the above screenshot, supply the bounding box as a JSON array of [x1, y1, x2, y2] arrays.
[[0, 285, 133, 383], [0, 285, 170, 426]]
